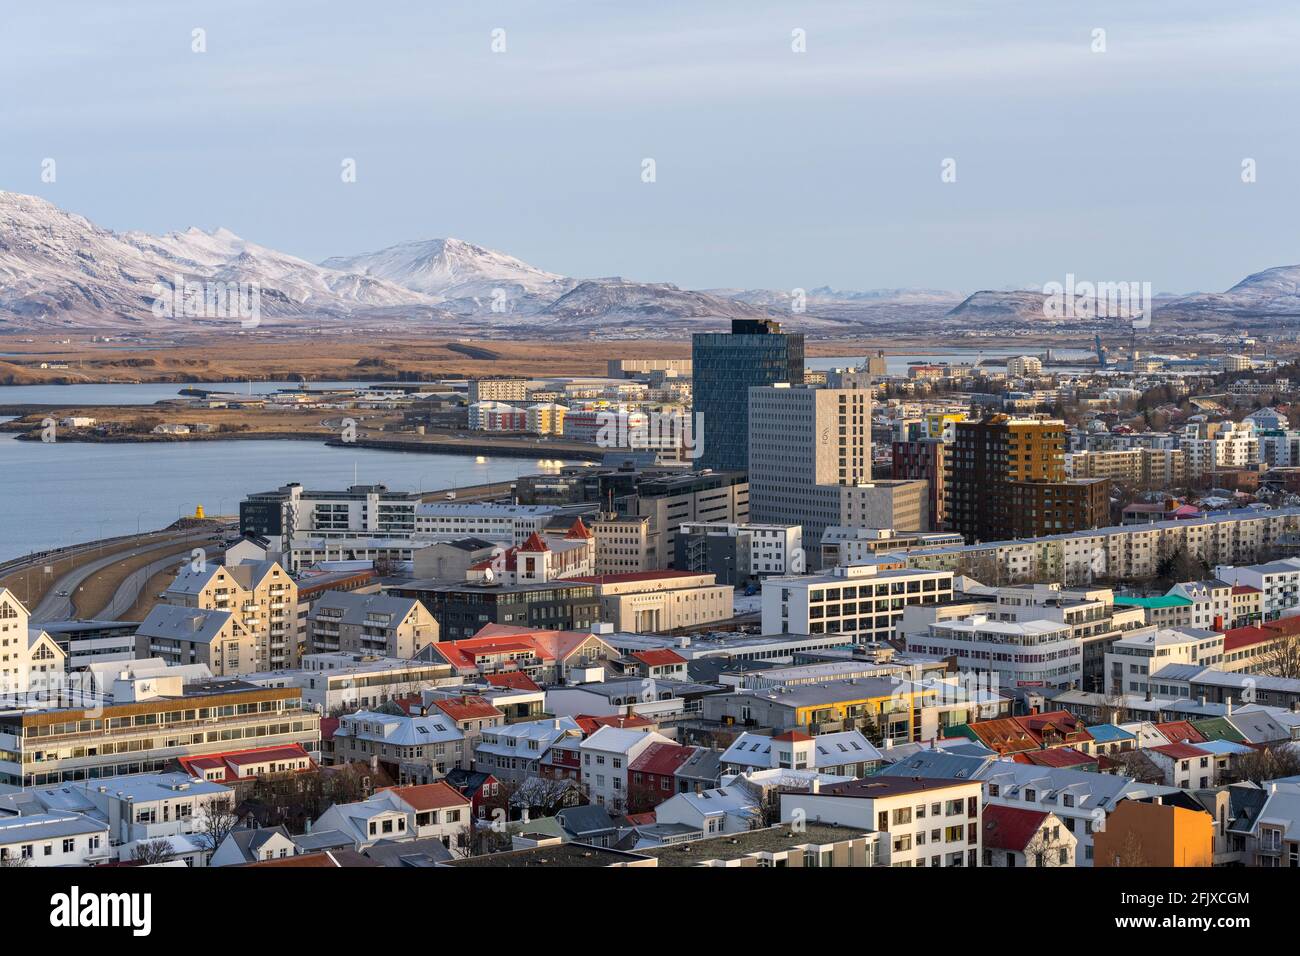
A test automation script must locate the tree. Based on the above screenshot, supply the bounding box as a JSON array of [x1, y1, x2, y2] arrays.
[[1106, 750, 1165, 785], [1023, 825, 1071, 867], [196, 796, 240, 853], [1110, 831, 1147, 867], [1234, 743, 1300, 784], [1259, 635, 1300, 680], [131, 838, 175, 866], [0, 855, 31, 868]]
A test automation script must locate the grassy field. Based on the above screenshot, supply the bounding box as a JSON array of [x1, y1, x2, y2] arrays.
[[0, 331, 1118, 387]]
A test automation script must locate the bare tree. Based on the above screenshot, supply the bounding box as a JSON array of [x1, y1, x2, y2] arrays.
[[1106, 749, 1165, 785], [0, 855, 31, 868], [1234, 743, 1300, 784], [1109, 831, 1147, 867], [1024, 825, 1071, 867], [1258, 635, 1300, 680], [196, 796, 240, 853], [131, 838, 175, 865]]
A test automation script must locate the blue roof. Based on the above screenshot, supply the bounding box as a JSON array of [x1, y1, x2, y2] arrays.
[[1086, 723, 1136, 744], [1194, 739, 1254, 756]]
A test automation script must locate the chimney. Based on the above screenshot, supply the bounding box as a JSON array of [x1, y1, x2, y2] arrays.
[[811, 778, 821, 794], [553, 718, 561, 730], [1226, 695, 1233, 716]]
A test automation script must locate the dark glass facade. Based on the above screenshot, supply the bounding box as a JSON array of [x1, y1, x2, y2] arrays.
[[692, 319, 805, 472]]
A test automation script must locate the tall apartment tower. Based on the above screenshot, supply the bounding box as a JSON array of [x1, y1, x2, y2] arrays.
[[748, 384, 925, 549], [692, 319, 805, 472], [947, 415, 1108, 544]]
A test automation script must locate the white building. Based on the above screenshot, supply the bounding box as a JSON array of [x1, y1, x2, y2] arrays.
[[761, 563, 954, 644], [0, 813, 110, 866], [1214, 559, 1300, 620], [916, 615, 1082, 690], [721, 729, 882, 777], [1103, 627, 1223, 697], [780, 776, 983, 868], [580, 726, 673, 811]]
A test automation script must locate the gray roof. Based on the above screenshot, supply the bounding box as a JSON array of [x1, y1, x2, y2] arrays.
[[293, 828, 355, 852], [364, 837, 456, 867], [556, 805, 617, 836], [223, 825, 292, 862], [136, 604, 235, 645], [0, 812, 108, 842], [308, 590, 420, 627]]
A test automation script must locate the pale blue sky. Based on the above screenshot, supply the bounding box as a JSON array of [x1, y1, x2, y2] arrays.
[[3, 0, 1297, 294]]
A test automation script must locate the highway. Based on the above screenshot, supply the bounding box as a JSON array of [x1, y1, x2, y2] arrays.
[[29, 532, 218, 624]]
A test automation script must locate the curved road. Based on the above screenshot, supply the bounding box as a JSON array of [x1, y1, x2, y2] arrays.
[[30, 533, 217, 624], [92, 549, 196, 621]]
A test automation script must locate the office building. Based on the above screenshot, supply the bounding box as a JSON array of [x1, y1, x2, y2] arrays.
[[692, 318, 804, 472], [947, 416, 1107, 543]]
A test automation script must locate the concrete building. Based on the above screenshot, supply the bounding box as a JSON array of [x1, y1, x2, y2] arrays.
[[674, 521, 803, 585], [761, 563, 954, 644], [780, 776, 983, 868], [947, 416, 1107, 544], [0, 676, 319, 788], [571, 570, 732, 633], [903, 506, 1300, 587], [614, 470, 749, 569], [590, 512, 655, 575], [135, 605, 257, 677], [306, 591, 439, 659], [751, 384, 908, 544], [164, 559, 300, 670]]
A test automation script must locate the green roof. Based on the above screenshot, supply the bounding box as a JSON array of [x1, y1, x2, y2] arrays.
[[1191, 717, 1246, 743], [1113, 595, 1194, 609]]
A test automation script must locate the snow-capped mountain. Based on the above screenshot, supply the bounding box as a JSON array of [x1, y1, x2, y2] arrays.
[[0, 191, 437, 329], [6, 189, 1300, 334], [321, 238, 575, 306]]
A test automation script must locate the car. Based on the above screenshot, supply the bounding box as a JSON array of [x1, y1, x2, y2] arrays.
[[55, 590, 69, 597]]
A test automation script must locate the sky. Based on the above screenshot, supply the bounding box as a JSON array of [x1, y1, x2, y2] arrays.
[[3, 0, 1298, 295]]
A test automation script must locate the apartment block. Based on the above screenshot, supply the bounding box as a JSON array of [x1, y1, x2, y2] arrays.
[[165, 559, 300, 670], [781, 776, 983, 868], [306, 591, 439, 658]]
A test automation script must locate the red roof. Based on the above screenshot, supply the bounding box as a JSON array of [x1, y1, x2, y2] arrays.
[[484, 671, 542, 692], [177, 743, 315, 782], [1150, 742, 1210, 760], [967, 710, 1090, 754], [380, 781, 472, 812], [631, 649, 687, 667], [1155, 720, 1206, 744], [518, 532, 550, 553], [320, 717, 340, 742], [574, 713, 655, 735], [982, 805, 1050, 852], [1231, 585, 1261, 595], [628, 741, 696, 776], [569, 570, 707, 585], [1014, 748, 1095, 768], [564, 518, 592, 540], [433, 695, 503, 722], [1264, 616, 1300, 638], [1224, 625, 1273, 651]]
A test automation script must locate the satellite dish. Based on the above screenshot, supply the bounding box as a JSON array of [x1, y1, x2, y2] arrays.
[[483, 566, 495, 584]]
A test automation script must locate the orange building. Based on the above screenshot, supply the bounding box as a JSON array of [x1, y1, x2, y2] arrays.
[[1093, 800, 1213, 867]]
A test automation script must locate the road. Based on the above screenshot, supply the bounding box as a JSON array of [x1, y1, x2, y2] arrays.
[[92, 546, 217, 621], [30, 533, 217, 624]]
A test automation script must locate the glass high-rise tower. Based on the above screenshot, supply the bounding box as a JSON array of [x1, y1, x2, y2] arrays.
[[692, 319, 805, 473]]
